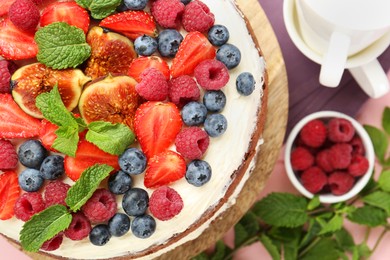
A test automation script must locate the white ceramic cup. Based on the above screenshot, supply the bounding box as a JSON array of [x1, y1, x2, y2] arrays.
[[284, 0, 390, 98]]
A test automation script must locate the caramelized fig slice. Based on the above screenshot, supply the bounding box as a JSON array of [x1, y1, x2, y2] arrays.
[[78, 74, 141, 131], [85, 26, 138, 80], [11, 63, 91, 118]]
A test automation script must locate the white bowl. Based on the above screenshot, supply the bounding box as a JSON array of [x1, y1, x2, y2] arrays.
[[284, 111, 375, 204]]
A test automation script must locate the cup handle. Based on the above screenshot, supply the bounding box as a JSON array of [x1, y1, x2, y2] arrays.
[[319, 32, 351, 87], [348, 59, 390, 98]]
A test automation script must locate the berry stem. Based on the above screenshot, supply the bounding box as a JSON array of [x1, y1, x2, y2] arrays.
[[371, 227, 388, 254]]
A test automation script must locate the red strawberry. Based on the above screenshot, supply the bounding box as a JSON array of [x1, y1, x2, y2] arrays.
[[144, 150, 186, 188], [0, 0, 15, 17], [134, 101, 182, 158], [64, 140, 120, 181], [40, 1, 90, 34], [0, 171, 20, 220], [0, 94, 41, 138], [171, 31, 216, 78], [99, 11, 158, 41], [128, 56, 170, 82], [0, 18, 38, 60], [39, 119, 59, 152]]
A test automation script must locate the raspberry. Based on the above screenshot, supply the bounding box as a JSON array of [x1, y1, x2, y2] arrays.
[[315, 149, 334, 172], [290, 147, 314, 171], [328, 143, 353, 169], [328, 171, 355, 195], [175, 127, 210, 159], [299, 119, 327, 148], [151, 0, 185, 28], [149, 186, 183, 221], [41, 233, 63, 251], [9, 0, 40, 32], [349, 136, 365, 155], [328, 118, 355, 143], [194, 59, 229, 90], [82, 189, 117, 223], [136, 68, 169, 101], [300, 166, 327, 194], [44, 181, 71, 207], [14, 192, 45, 221], [0, 60, 18, 94], [168, 75, 200, 108], [0, 139, 18, 170], [182, 0, 215, 32], [348, 155, 369, 177], [64, 212, 92, 241]]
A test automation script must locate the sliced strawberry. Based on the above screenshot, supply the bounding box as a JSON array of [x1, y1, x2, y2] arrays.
[[39, 119, 59, 152], [40, 1, 90, 34], [0, 171, 20, 220], [128, 56, 170, 82], [0, 0, 14, 17], [0, 18, 38, 60], [99, 10, 158, 41], [0, 94, 41, 138], [144, 150, 186, 188], [171, 31, 216, 78], [134, 101, 182, 158], [64, 140, 120, 181]]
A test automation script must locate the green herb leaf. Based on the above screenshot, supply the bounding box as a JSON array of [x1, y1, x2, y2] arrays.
[[76, 0, 121, 19], [299, 218, 321, 249], [378, 170, 390, 192], [85, 121, 135, 155], [347, 205, 387, 227], [360, 176, 378, 195], [259, 234, 281, 260], [307, 195, 321, 211], [268, 227, 302, 243], [363, 125, 388, 162], [362, 190, 390, 215], [334, 228, 355, 251], [20, 205, 72, 252], [382, 107, 390, 135], [318, 214, 343, 235], [65, 164, 113, 211], [53, 126, 79, 157], [300, 238, 339, 260], [253, 193, 308, 228], [352, 243, 371, 260], [35, 22, 91, 69], [211, 240, 227, 260], [234, 211, 259, 247]]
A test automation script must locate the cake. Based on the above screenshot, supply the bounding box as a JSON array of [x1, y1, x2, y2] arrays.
[[0, 0, 267, 259]]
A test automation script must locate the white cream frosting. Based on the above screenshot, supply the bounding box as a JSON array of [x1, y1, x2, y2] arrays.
[[0, 0, 266, 258]]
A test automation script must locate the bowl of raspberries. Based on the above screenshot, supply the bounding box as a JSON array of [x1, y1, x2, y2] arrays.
[[285, 111, 375, 203]]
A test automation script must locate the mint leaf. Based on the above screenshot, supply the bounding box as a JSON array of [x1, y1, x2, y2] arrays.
[[53, 126, 79, 157], [382, 107, 390, 135], [318, 214, 343, 235], [307, 195, 321, 210], [378, 170, 390, 192], [211, 240, 228, 260], [253, 193, 308, 227], [300, 238, 339, 260], [234, 211, 259, 247], [20, 205, 72, 252], [86, 121, 135, 155], [259, 234, 281, 260], [268, 227, 301, 243], [192, 253, 210, 260], [35, 22, 91, 69], [76, 0, 121, 19], [363, 125, 388, 162], [334, 228, 355, 251], [362, 190, 390, 214], [299, 218, 321, 249], [347, 205, 387, 227], [66, 164, 113, 211], [352, 243, 371, 260]]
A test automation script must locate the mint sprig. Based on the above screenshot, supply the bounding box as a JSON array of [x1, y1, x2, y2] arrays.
[[35, 22, 91, 70], [196, 106, 390, 260], [76, 0, 121, 19]]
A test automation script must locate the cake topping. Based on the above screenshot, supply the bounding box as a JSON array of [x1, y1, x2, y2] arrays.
[[122, 187, 149, 216], [131, 214, 156, 239], [204, 113, 228, 137], [175, 127, 210, 160], [185, 159, 212, 187], [149, 186, 183, 221], [216, 43, 241, 69], [75, 0, 121, 20], [207, 24, 230, 46], [182, 0, 215, 32], [135, 68, 169, 101], [203, 90, 226, 112], [128, 56, 171, 81], [151, 0, 185, 29], [236, 72, 256, 96], [82, 188, 117, 223], [89, 224, 111, 246], [14, 192, 45, 222], [8, 0, 40, 33], [134, 35, 158, 56], [123, 0, 149, 11], [157, 29, 184, 58], [0, 171, 20, 220], [181, 101, 208, 126], [108, 170, 133, 195], [107, 213, 131, 237], [40, 233, 63, 251], [0, 139, 18, 170], [44, 181, 70, 207], [194, 59, 230, 90], [64, 212, 92, 241], [0, 60, 17, 94], [39, 155, 65, 180], [168, 75, 200, 108], [18, 168, 44, 192], [118, 148, 147, 175]]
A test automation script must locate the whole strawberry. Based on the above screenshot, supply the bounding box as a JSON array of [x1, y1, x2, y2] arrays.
[[9, 0, 40, 32]]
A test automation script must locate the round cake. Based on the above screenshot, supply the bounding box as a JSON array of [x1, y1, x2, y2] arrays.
[[0, 0, 267, 259]]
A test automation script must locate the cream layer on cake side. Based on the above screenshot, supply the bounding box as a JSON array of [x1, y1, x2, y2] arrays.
[[0, 0, 266, 259]]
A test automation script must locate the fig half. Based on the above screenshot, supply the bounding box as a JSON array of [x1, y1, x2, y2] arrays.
[[11, 63, 91, 118], [78, 74, 141, 131], [84, 26, 138, 80]]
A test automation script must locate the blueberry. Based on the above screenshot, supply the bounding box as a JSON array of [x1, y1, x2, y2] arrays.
[[158, 29, 183, 58], [186, 160, 212, 187], [89, 224, 111, 246], [180, 0, 191, 4], [39, 155, 64, 180], [124, 0, 148, 10], [108, 170, 133, 195], [119, 148, 147, 175], [236, 72, 255, 96], [116, 2, 129, 12], [203, 90, 226, 112], [134, 35, 157, 56], [18, 168, 44, 192], [131, 215, 156, 239], [181, 102, 208, 126], [208, 25, 230, 46], [122, 188, 149, 216], [18, 140, 47, 169], [108, 213, 131, 237], [216, 43, 241, 69], [204, 114, 228, 137]]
